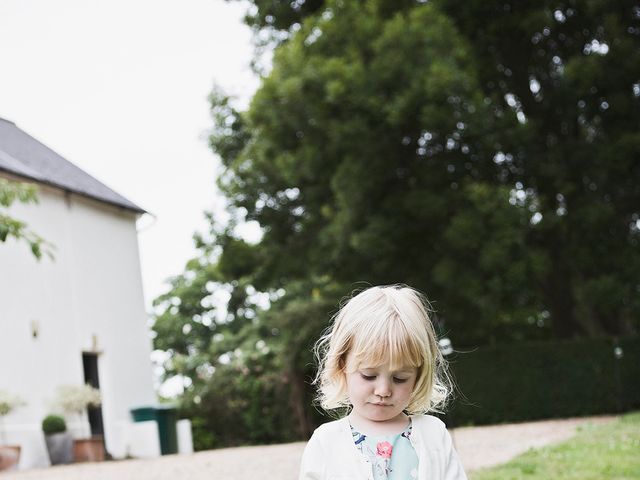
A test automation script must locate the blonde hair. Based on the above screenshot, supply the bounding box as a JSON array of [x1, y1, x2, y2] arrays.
[[314, 285, 451, 415]]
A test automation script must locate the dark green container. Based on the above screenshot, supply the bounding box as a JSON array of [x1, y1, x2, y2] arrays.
[[130, 405, 178, 455], [130, 406, 156, 422]]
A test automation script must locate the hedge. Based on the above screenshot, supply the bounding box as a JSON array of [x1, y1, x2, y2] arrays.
[[444, 336, 640, 426]]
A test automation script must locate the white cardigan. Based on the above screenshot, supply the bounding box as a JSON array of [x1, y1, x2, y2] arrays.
[[299, 415, 467, 480]]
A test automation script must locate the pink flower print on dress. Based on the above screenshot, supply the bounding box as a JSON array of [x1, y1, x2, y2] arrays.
[[376, 441, 393, 459]]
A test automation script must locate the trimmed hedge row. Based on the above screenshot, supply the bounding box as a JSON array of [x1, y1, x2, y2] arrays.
[[445, 336, 640, 426]]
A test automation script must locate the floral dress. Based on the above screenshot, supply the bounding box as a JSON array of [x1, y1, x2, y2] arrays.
[[350, 420, 419, 480]]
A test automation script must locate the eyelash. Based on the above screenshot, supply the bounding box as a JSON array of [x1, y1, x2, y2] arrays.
[[360, 374, 409, 384]]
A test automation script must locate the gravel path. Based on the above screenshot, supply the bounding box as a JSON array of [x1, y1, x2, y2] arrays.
[[1, 415, 616, 480]]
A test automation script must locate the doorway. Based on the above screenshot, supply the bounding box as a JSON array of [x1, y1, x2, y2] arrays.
[[82, 352, 105, 438]]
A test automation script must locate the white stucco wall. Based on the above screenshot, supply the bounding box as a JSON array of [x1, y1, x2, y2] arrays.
[[0, 178, 156, 468]]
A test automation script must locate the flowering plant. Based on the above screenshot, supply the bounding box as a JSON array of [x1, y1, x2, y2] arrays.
[[0, 390, 26, 445], [0, 391, 25, 417], [53, 384, 101, 415], [53, 385, 101, 438]]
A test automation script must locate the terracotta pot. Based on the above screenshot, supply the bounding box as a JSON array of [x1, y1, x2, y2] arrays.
[[0, 445, 21, 471], [73, 435, 105, 463]]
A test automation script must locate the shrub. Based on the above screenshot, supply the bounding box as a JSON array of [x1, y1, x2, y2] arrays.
[[42, 415, 67, 435], [447, 335, 640, 426]]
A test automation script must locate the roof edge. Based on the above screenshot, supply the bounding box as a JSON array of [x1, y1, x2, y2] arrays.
[[0, 167, 147, 215]]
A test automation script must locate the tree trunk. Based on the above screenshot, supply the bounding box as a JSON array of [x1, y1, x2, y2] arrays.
[[288, 368, 312, 439]]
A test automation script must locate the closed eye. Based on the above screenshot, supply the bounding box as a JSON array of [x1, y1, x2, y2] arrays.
[[360, 374, 376, 381], [393, 377, 410, 384]]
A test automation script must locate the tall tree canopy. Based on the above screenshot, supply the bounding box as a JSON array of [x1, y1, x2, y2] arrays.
[[437, 0, 640, 337], [212, 0, 543, 342], [153, 0, 640, 448], [211, 0, 640, 339]]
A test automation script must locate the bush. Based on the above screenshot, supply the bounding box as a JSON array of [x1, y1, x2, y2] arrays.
[[42, 415, 66, 435], [446, 335, 640, 426]]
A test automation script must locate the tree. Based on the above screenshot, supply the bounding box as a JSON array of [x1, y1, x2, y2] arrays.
[[211, 0, 545, 343], [153, 0, 639, 448], [436, 0, 640, 336], [154, 0, 545, 447], [226, 0, 325, 34], [228, 0, 640, 341]]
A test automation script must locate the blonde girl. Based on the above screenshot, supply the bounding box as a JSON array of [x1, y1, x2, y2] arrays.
[[299, 285, 467, 480]]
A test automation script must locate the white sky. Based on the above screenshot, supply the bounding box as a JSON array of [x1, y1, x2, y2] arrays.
[[0, 0, 261, 309]]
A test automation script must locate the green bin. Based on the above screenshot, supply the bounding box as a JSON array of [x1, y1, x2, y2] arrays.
[[130, 405, 178, 455], [130, 406, 156, 422]]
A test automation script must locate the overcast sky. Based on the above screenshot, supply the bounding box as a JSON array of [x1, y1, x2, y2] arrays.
[[0, 0, 261, 309]]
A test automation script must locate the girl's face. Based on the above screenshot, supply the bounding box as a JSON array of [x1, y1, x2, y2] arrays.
[[345, 352, 417, 431]]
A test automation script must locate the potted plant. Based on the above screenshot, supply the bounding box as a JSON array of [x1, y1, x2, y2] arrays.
[[53, 384, 104, 462], [0, 389, 26, 471], [42, 415, 73, 465]]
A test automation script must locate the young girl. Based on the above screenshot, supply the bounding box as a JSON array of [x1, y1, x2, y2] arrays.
[[299, 285, 467, 480]]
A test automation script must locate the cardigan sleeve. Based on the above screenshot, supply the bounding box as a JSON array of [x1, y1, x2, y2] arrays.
[[299, 430, 327, 480], [441, 425, 468, 480]]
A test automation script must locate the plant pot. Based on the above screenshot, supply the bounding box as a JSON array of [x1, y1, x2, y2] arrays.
[[73, 435, 105, 463], [0, 445, 21, 471], [45, 432, 73, 465]]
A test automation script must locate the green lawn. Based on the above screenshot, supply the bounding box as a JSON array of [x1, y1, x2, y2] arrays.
[[470, 411, 640, 480]]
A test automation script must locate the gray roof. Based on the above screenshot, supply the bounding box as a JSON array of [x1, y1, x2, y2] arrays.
[[0, 117, 145, 214]]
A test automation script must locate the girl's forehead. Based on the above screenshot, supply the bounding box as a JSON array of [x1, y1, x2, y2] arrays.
[[346, 351, 417, 373]]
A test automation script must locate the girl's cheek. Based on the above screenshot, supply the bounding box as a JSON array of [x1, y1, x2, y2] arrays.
[[402, 382, 416, 395]]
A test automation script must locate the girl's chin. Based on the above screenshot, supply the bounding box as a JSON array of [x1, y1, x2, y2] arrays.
[[362, 407, 402, 422]]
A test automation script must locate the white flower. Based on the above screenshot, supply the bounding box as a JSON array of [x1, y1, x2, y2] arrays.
[[53, 385, 101, 415], [0, 390, 26, 416]]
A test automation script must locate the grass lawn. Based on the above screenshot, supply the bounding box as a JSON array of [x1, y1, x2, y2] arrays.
[[471, 411, 640, 480]]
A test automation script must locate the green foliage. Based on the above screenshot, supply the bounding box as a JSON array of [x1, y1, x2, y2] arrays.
[[179, 357, 294, 449], [42, 415, 67, 435], [218, 0, 640, 341], [434, 0, 640, 337], [449, 336, 640, 426], [154, 253, 341, 447], [0, 178, 53, 260], [471, 411, 640, 480], [210, 0, 531, 343], [226, 0, 325, 34], [153, 0, 640, 449]]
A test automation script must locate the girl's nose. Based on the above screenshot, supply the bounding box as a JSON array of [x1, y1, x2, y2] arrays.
[[374, 379, 391, 397]]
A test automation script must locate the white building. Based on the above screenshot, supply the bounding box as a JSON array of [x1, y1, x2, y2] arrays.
[[0, 116, 157, 468]]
